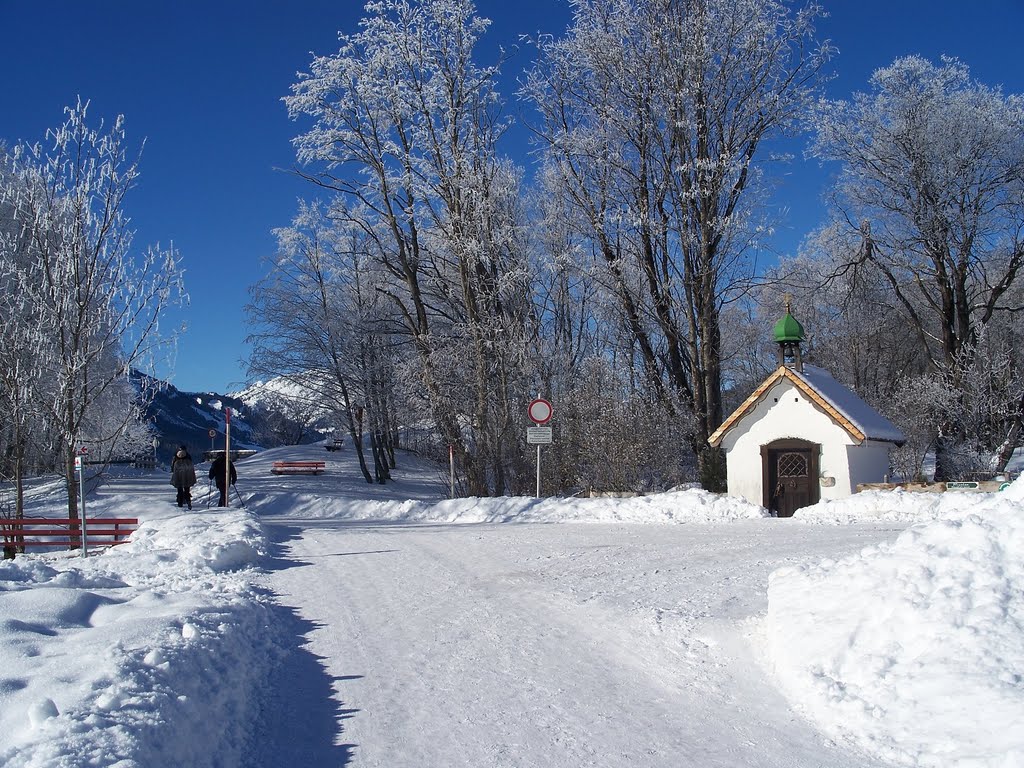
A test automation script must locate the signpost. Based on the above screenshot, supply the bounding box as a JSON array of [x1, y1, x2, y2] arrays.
[[527, 399, 554, 498], [223, 408, 232, 507], [449, 444, 455, 499], [75, 448, 88, 557]]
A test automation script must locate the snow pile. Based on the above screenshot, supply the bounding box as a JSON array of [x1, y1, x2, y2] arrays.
[[793, 487, 985, 524], [256, 486, 769, 524], [0, 505, 279, 768], [126, 510, 266, 573], [765, 476, 1024, 767], [430, 487, 769, 523]]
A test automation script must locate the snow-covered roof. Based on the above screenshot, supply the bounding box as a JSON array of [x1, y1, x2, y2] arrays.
[[709, 364, 906, 446]]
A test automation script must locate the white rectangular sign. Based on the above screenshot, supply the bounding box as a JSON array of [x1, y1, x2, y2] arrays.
[[526, 426, 553, 444]]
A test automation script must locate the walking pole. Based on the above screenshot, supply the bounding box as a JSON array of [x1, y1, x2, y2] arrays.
[[232, 483, 246, 508], [206, 477, 214, 508]]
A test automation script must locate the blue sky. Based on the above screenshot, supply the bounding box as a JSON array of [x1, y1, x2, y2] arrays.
[[2, 0, 1023, 394]]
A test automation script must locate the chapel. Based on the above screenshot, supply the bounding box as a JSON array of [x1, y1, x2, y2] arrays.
[[708, 303, 905, 516]]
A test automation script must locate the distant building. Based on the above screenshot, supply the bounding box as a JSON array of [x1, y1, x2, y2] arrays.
[[709, 302, 904, 517]]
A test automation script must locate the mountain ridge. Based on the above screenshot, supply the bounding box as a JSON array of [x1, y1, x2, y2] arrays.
[[136, 372, 328, 463]]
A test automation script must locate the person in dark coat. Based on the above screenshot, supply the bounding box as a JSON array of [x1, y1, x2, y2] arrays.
[[209, 453, 237, 507], [170, 446, 197, 510]]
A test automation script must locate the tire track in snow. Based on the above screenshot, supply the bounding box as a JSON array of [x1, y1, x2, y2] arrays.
[[261, 520, 888, 767]]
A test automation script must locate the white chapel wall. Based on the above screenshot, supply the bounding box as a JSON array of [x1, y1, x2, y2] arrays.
[[721, 377, 860, 507]]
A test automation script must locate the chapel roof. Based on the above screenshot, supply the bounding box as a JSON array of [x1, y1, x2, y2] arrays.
[[708, 364, 906, 447]]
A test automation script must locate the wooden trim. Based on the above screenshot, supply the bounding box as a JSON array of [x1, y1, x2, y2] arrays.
[[709, 368, 786, 446], [709, 366, 866, 447]]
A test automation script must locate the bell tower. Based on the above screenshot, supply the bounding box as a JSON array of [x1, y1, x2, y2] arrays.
[[772, 295, 804, 372]]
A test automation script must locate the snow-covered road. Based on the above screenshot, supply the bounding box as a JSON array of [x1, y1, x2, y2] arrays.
[[254, 516, 891, 767], [7, 445, 1020, 767]]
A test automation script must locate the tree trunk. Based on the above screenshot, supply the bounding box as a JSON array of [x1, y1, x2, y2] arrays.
[[993, 391, 1024, 473], [348, 415, 373, 484]]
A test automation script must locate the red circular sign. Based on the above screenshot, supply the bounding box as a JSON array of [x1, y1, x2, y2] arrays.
[[528, 398, 553, 424]]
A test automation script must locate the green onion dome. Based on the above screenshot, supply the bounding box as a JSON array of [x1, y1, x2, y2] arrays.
[[773, 310, 804, 343]]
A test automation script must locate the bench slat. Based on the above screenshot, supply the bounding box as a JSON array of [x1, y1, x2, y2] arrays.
[[1, 518, 138, 525], [2, 528, 131, 536], [271, 460, 325, 475], [6, 540, 130, 547], [2, 518, 137, 558]]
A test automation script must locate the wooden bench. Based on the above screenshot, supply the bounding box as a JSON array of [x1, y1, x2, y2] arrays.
[[1, 517, 138, 556], [271, 461, 326, 475]]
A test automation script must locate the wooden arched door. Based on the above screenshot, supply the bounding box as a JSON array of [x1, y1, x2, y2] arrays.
[[762, 439, 820, 517]]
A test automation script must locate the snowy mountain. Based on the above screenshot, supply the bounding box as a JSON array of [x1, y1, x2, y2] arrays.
[[136, 372, 328, 463], [230, 370, 350, 423]]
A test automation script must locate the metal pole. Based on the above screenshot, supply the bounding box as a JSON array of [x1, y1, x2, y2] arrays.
[[449, 444, 455, 498], [77, 456, 88, 557], [223, 408, 232, 508], [536, 445, 541, 498]]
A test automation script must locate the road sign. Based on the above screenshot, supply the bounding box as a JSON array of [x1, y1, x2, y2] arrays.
[[74, 455, 82, 470], [946, 481, 979, 490], [1000, 482, 1011, 492], [527, 426, 553, 444], [528, 398, 553, 425], [208, 429, 216, 438]]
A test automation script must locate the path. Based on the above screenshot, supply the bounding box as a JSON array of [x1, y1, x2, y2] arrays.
[[254, 514, 891, 767]]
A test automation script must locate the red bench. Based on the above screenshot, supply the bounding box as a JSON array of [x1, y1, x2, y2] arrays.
[[271, 461, 326, 475], [1, 517, 138, 556]]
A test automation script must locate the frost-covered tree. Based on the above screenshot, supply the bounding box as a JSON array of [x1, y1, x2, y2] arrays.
[[0, 155, 55, 522], [523, 0, 832, 489], [756, 227, 929, 399], [247, 201, 391, 484], [286, 0, 535, 495], [810, 56, 1024, 477], [1, 102, 185, 524]]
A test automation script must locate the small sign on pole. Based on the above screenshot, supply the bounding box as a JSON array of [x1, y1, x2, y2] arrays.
[[528, 398, 553, 425], [527, 399, 554, 498], [526, 426, 553, 444]]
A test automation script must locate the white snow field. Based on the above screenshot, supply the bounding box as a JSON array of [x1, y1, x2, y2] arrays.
[[1, 443, 1021, 767]]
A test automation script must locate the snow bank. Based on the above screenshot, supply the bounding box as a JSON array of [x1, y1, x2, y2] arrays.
[[792, 487, 967, 524], [765, 476, 1024, 767], [0, 508, 280, 768], [253, 486, 770, 524]]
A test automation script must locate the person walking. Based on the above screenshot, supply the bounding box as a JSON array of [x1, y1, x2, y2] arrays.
[[209, 452, 237, 507], [170, 446, 197, 510]]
